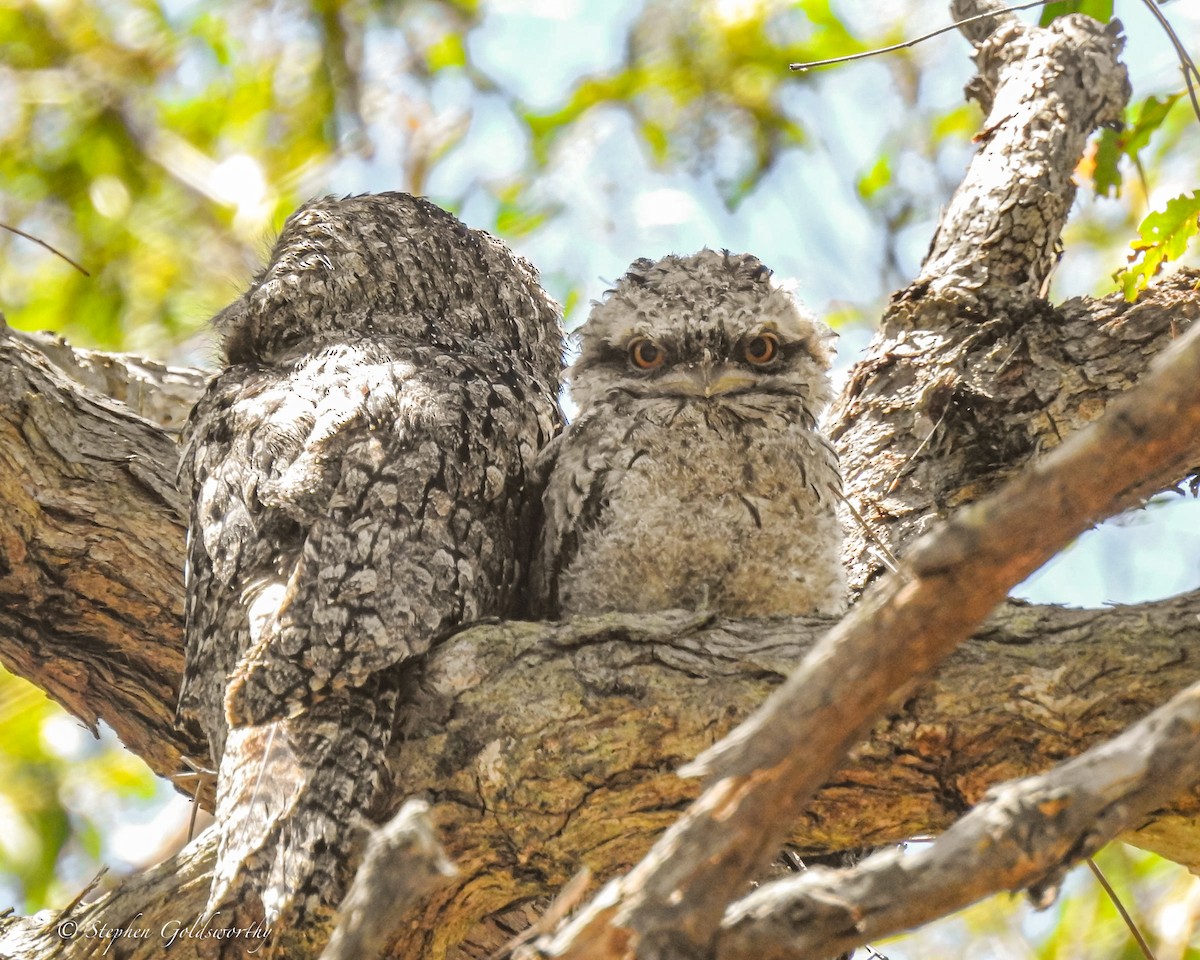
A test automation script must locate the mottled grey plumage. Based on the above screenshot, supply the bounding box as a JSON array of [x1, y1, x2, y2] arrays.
[[179, 192, 561, 949], [533, 249, 844, 619]]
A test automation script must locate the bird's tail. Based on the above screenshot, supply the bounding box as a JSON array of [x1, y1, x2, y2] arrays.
[[205, 676, 400, 952]]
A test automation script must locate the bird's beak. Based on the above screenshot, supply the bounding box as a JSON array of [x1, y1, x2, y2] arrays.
[[702, 366, 757, 397], [655, 364, 757, 398]]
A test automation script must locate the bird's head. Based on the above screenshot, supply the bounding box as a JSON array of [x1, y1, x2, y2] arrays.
[[568, 249, 836, 415], [216, 192, 562, 384]]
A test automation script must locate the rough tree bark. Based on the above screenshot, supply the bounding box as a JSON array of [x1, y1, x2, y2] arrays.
[[0, 7, 1198, 960]]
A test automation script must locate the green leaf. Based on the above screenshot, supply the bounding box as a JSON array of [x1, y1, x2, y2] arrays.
[[857, 154, 892, 201], [641, 121, 671, 164], [491, 184, 556, 238], [931, 104, 981, 144], [191, 11, 233, 67], [1116, 191, 1200, 300], [495, 204, 547, 237], [561, 287, 582, 322], [1085, 95, 1182, 199], [1123, 93, 1183, 156], [89, 749, 159, 798], [1040, 0, 1113, 26]]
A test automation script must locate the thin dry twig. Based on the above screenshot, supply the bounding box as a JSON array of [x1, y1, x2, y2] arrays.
[[789, 0, 1048, 71], [497, 869, 592, 960], [177, 756, 216, 842], [789, 0, 1200, 130], [1086, 857, 1157, 960], [319, 800, 457, 960], [53, 867, 110, 922], [1137, 0, 1200, 124], [836, 491, 899, 573], [0, 222, 90, 277]]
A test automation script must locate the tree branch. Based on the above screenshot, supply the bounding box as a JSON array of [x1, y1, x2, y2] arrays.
[[923, 12, 1128, 302], [828, 16, 1197, 593], [950, 0, 1015, 46], [833, 269, 1200, 590], [6, 328, 207, 431], [3, 595, 1197, 960], [716, 676, 1200, 960], [320, 801, 457, 960], [0, 327, 208, 795]]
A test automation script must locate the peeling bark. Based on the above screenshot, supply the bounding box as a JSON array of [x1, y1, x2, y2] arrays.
[[0, 327, 207, 791], [922, 10, 1129, 302], [833, 269, 1200, 592], [6, 328, 207, 432], [827, 13, 1196, 594]]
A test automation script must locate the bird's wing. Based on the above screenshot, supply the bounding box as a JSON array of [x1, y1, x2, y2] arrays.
[[181, 336, 554, 733], [530, 408, 647, 618]]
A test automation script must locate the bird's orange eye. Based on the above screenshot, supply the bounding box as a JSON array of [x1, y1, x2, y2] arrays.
[[744, 332, 780, 366], [629, 338, 666, 370]]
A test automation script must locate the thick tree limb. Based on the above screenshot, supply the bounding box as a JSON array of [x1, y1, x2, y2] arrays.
[[716, 676, 1200, 960], [920, 11, 1129, 302], [3, 269, 1194, 821], [1, 290, 1198, 959], [833, 269, 1200, 591], [381, 593, 1200, 960], [0, 327, 207, 792], [3, 595, 1197, 960], [6, 328, 207, 431], [829, 15, 1179, 592]]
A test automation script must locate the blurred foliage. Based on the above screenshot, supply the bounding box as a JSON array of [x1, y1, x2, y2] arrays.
[[1040, 0, 1114, 27], [1089, 94, 1184, 198], [1082, 92, 1199, 300], [522, 0, 867, 204], [0, 667, 159, 910], [880, 843, 1200, 960], [3, 0, 1193, 354], [1, 2, 1199, 956], [0, 0, 484, 354]]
